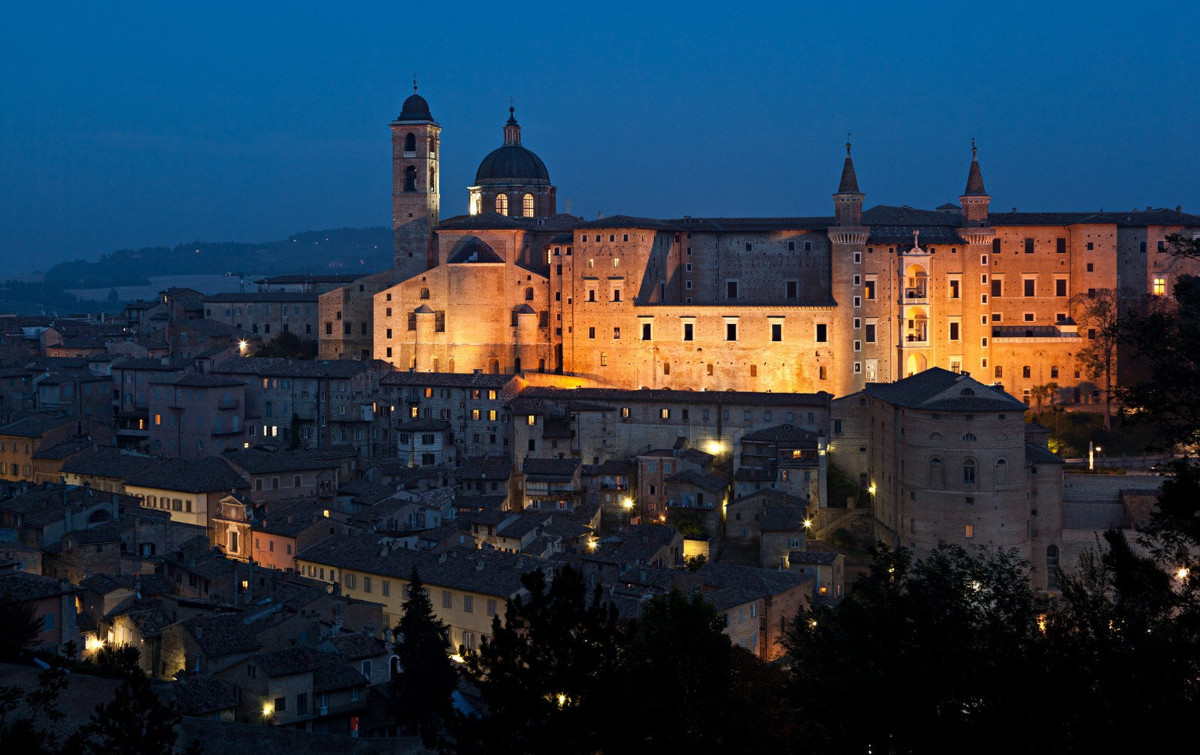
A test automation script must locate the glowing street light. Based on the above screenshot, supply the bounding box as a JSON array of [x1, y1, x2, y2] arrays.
[[238, 340, 249, 354]]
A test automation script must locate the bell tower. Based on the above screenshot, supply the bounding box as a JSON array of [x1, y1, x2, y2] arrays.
[[828, 139, 870, 396], [391, 81, 441, 279]]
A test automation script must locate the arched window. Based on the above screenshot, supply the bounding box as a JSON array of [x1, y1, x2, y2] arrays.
[[448, 358, 455, 373], [404, 132, 416, 152], [429, 167, 436, 193], [404, 165, 417, 192], [960, 387, 976, 396], [995, 458, 1009, 486], [490, 359, 500, 374], [420, 287, 430, 300], [524, 287, 534, 301], [963, 433, 977, 442], [432, 358, 440, 372], [537, 358, 546, 372], [495, 194, 508, 216], [523, 193, 535, 217], [929, 457, 945, 489], [963, 459, 977, 485], [1046, 545, 1060, 590]]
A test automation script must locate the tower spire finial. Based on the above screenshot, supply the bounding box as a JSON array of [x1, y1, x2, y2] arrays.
[[971, 137, 977, 159], [846, 132, 852, 156], [413, 74, 418, 93]]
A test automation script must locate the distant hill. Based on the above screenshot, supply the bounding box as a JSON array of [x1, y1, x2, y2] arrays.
[[41, 227, 393, 289]]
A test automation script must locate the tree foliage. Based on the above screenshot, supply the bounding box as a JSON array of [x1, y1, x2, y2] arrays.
[[0, 668, 67, 754], [783, 542, 1047, 755], [0, 600, 42, 663], [453, 566, 625, 754], [1072, 287, 1120, 428], [390, 568, 457, 749], [92, 643, 141, 676], [251, 331, 317, 360], [64, 672, 198, 755]]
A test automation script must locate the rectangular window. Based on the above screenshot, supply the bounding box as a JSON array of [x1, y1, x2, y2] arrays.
[[1024, 238, 1035, 254], [991, 278, 1002, 297], [948, 279, 960, 299], [726, 281, 738, 299], [613, 327, 620, 339], [463, 595, 473, 613], [1056, 237, 1067, 254], [992, 238, 1002, 254], [965, 524, 974, 538], [683, 322, 694, 341], [443, 591, 452, 608], [487, 599, 497, 616], [641, 322, 652, 340], [771, 323, 782, 342], [725, 322, 738, 341], [1024, 278, 1036, 297], [1055, 279, 1068, 297], [815, 323, 827, 343], [1153, 277, 1166, 296], [864, 277, 876, 300], [786, 280, 798, 299], [949, 321, 960, 341], [865, 322, 877, 343]]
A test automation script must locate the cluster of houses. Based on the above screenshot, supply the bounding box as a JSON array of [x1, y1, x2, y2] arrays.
[[0, 290, 863, 737]]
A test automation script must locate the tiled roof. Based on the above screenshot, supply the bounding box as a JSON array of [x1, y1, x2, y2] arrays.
[[760, 505, 807, 532], [148, 373, 243, 388], [298, 535, 535, 597], [699, 562, 811, 601], [314, 652, 370, 692], [256, 498, 328, 537], [32, 438, 94, 460], [61, 447, 162, 479], [1025, 443, 1064, 466], [522, 457, 580, 481], [125, 457, 248, 493], [380, 371, 510, 389], [173, 675, 239, 716], [788, 550, 839, 566], [665, 469, 730, 493], [0, 572, 75, 602], [0, 413, 74, 438], [514, 386, 830, 409], [224, 448, 339, 475], [589, 524, 679, 565], [325, 633, 388, 661], [863, 367, 1026, 412], [740, 423, 820, 445], [456, 456, 513, 481], [180, 613, 262, 656]]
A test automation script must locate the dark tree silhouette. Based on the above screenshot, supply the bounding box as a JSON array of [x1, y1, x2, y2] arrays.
[[390, 568, 456, 748]]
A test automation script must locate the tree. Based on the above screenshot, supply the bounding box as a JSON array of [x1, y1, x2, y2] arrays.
[[1072, 288, 1120, 428], [0, 668, 67, 754], [0, 601, 41, 663], [453, 566, 625, 754], [390, 568, 457, 749], [783, 542, 1048, 755], [92, 643, 141, 676], [1030, 381, 1060, 413], [64, 672, 198, 755], [614, 589, 736, 752], [252, 331, 317, 359]]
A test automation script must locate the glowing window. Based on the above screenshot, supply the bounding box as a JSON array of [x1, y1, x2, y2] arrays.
[[495, 194, 508, 215]]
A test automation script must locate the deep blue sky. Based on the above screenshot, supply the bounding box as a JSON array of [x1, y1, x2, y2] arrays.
[[3, 2, 1198, 275]]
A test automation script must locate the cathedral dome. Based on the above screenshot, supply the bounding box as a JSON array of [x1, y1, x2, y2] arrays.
[[474, 144, 551, 185], [397, 92, 434, 122], [473, 107, 550, 185]]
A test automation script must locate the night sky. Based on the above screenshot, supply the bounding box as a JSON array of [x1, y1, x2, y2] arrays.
[[3, 1, 1198, 275]]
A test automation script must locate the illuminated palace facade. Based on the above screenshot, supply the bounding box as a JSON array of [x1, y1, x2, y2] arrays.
[[373, 88, 1200, 403]]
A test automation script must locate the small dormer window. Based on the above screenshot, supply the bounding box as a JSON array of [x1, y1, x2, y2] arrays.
[[960, 388, 975, 396]]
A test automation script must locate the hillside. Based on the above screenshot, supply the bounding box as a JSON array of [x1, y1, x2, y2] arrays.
[[41, 227, 392, 289]]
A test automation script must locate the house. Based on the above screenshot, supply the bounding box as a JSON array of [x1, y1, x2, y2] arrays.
[[726, 489, 810, 569], [0, 414, 80, 482], [146, 373, 247, 458], [223, 448, 339, 502], [159, 612, 263, 679], [788, 549, 845, 599], [0, 571, 80, 654], [698, 562, 813, 661], [218, 646, 369, 733], [123, 456, 249, 529], [519, 456, 582, 511]]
